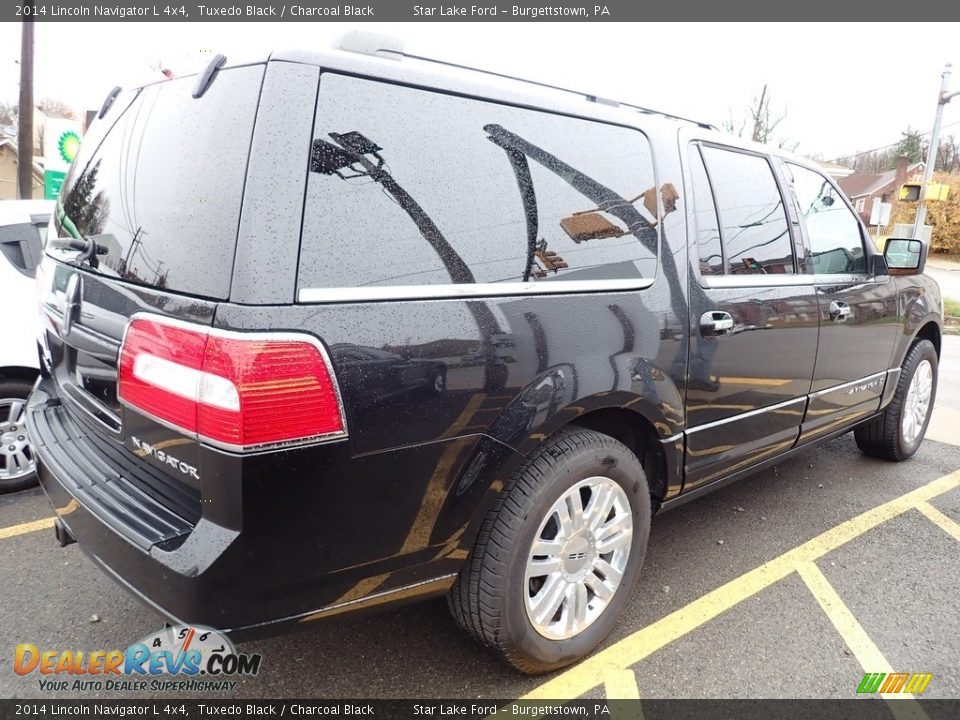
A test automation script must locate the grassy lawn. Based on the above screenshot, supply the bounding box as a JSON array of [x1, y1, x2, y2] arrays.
[[946, 297, 960, 318]]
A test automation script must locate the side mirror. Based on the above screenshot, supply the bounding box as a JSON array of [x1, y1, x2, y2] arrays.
[[883, 237, 927, 275]]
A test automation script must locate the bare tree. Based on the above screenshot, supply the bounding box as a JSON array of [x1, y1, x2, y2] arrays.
[[936, 134, 960, 174], [37, 97, 78, 120], [834, 131, 960, 175], [724, 84, 796, 149], [0, 102, 16, 128]]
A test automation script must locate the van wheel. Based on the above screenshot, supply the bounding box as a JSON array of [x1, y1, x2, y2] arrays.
[[0, 378, 38, 493], [854, 339, 937, 461], [448, 426, 650, 674]]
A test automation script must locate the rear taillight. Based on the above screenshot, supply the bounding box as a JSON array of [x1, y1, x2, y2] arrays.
[[118, 315, 346, 451]]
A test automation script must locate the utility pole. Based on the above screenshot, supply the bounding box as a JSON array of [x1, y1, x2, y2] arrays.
[[914, 63, 960, 239], [17, 17, 34, 199]]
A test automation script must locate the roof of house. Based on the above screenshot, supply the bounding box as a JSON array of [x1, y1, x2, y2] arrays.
[[818, 160, 854, 178], [0, 137, 47, 176], [838, 162, 924, 199]]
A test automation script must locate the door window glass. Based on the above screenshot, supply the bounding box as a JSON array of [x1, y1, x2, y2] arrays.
[[689, 146, 723, 276], [787, 163, 867, 275], [701, 146, 794, 275]]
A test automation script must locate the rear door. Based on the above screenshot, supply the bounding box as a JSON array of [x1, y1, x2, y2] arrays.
[[681, 139, 819, 490], [781, 162, 899, 443]]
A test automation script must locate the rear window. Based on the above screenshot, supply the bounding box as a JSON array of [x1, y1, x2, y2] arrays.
[[298, 74, 659, 296], [52, 65, 265, 299]]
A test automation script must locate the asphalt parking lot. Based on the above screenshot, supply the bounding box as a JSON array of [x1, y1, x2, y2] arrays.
[[1, 338, 958, 702]]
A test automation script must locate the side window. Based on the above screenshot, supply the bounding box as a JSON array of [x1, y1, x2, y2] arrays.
[[689, 146, 723, 276], [700, 146, 794, 275], [787, 164, 867, 275], [298, 74, 659, 294]]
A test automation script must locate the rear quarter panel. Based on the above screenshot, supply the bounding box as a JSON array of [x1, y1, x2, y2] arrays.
[[218, 105, 690, 587]]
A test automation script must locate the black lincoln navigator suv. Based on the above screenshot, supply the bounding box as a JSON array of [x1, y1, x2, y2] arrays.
[[27, 42, 942, 674]]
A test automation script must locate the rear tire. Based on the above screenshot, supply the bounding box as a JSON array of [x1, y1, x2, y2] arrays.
[[448, 426, 651, 674], [0, 377, 39, 493], [854, 339, 937, 461]]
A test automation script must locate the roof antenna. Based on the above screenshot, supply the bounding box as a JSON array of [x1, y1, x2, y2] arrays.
[[193, 54, 226, 99]]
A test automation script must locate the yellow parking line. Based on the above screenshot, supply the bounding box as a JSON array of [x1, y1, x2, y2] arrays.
[[604, 669, 641, 700], [796, 562, 929, 720], [795, 563, 896, 683], [0, 517, 55, 540], [521, 469, 960, 700], [915, 502, 960, 542]]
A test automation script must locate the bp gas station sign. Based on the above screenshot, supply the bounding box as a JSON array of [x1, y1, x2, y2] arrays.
[[43, 119, 82, 199]]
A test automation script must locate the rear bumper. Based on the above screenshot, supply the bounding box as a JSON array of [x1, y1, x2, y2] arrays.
[[26, 377, 509, 638], [29, 378, 237, 628]]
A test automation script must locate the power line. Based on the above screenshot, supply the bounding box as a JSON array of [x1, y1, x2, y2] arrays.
[[829, 120, 960, 164]]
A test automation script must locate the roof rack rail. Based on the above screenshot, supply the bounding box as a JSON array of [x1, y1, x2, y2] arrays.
[[338, 31, 404, 59], [336, 32, 716, 130]]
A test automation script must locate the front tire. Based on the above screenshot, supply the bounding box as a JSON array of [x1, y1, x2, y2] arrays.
[[448, 427, 651, 674], [0, 378, 39, 493], [854, 339, 938, 461]]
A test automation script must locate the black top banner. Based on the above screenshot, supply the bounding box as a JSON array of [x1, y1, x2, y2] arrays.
[[5, 0, 960, 22]]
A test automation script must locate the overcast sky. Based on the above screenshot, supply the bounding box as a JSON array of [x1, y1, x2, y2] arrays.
[[1, 22, 958, 161]]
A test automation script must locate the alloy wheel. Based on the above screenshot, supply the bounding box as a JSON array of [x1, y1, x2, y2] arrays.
[[901, 359, 933, 445], [0, 398, 35, 482], [524, 476, 633, 640]]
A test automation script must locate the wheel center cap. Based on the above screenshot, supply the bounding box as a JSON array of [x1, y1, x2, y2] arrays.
[[1, 432, 18, 447], [562, 534, 595, 577]]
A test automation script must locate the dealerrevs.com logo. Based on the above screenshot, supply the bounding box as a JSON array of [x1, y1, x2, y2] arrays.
[[14, 626, 262, 693]]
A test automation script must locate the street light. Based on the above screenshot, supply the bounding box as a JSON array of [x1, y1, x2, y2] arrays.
[[914, 63, 960, 239]]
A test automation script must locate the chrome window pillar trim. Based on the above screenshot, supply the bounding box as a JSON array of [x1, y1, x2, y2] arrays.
[[297, 278, 655, 304], [685, 396, 807, 435], [808, 371, 887, 398]]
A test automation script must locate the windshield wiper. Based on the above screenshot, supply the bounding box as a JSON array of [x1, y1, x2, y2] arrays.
[[49, 236, 109, 265]]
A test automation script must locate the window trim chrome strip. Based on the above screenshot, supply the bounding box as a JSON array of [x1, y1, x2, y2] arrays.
[[699, 273, 888, 290], [297, 278, 655, 304], [808, 273, 885, 285], [699, 275, 813, 289]]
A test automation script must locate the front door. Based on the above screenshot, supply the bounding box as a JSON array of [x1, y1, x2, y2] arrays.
[[781, 162, 899, 444], [682, 141, 819, 490]]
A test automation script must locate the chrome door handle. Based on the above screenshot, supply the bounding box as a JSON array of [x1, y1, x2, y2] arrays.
[[700, 311, 734, 337], [829, 300, 851, 321]]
